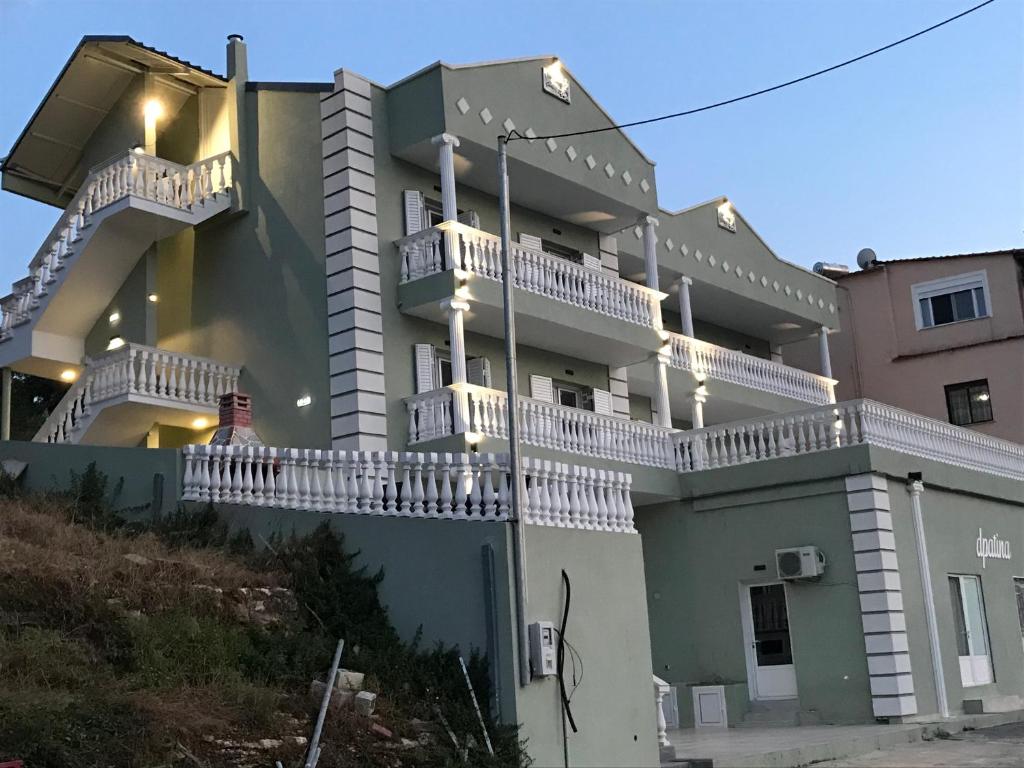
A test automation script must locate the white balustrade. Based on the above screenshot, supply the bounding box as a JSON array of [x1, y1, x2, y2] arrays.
[[673, 399, 1024, 481], [653, 676, 672, 752], [1, 149, 233, 343], [669, 332, 835, 405], [397, 221, 665, 329], [407, 385, 679, 469], [181, 445, 637, 533], [34, 343, 240, 444]]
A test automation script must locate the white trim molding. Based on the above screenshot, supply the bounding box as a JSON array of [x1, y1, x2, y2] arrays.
[[321, 69, 387, 451], [846, 473, 917, 719]]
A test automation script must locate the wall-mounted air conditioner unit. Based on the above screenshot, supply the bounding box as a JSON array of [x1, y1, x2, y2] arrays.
[[775, 546, 826, 580]]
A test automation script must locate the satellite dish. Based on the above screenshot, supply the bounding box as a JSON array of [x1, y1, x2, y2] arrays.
[[856, 248, 877, 270]]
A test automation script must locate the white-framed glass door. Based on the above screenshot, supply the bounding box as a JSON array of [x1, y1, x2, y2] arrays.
[[741, 582, 798, 700], [949, 574, 994, 687], [1015, 578, 1024, 657]]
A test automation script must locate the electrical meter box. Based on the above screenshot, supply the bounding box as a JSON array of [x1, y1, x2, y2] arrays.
[[529, 620, 557, 678]]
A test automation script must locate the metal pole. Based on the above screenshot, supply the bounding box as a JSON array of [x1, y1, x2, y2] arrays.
[[304, 638, 345, 768], [1, 367, 10, 441], [498, 136, 532, 688]]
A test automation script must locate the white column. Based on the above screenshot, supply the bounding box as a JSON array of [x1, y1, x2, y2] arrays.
[[691, 382, 706, 429], [677, 276, 694, 337], [443, 298, 470, 432], [431, 133, 461, 221], [770, 344, 784, 364], [1, 367, 10, 441], [908, 480, 950, 718], [652, 355, 672, 428], [818, 326, 833, 379], [640, 215, 660, 291]]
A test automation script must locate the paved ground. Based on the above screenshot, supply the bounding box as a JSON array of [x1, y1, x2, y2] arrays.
[[818, 721, 1024, 767]]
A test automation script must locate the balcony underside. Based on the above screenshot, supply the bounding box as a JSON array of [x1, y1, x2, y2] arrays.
[[399, 270, 662, 368], [72, 395, 218, 447], [1, 198, 202, 377], [628, 363, 816, 425]]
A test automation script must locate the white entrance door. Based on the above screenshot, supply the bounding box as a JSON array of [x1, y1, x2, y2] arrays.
[[743, 583, 798, 700], [949, 574, 994, 687]]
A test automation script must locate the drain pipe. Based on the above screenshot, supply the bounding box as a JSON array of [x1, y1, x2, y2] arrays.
[[498, 135, 531, 687], [907, 475, 950, 718]]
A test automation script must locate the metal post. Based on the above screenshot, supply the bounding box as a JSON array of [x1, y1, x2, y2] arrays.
[[498, 136, 532, 688], [1, 367, 11, 441], [304, 638, 345, 768]]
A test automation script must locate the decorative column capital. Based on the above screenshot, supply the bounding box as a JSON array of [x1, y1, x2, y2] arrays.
[[441, 297, 470, 314], [908, 479, 924, 497], [820, 325, 830, 336], [431, 132, 461, 148], [678, 275, 693, 287], [638, 214, 659, 228]]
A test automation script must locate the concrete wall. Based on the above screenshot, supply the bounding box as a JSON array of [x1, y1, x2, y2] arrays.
[[885, 475, 1024, 716], [827, 256, 1024, 442], [638, 462, 876, 725], [0, 439, 180, 516], [514, 525, 660, 768]]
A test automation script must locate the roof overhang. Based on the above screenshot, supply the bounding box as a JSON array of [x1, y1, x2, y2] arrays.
[[1, 36, 226, 208]]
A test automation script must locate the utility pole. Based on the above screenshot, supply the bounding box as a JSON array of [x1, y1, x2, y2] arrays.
[[497, 135, 531, 687]]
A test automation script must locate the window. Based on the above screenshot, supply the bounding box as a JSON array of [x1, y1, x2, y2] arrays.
[[424, 198, 445, 228], [912, 271, 991, 329], [945, 380, 993, 425], [556, 386, 580, 409], [948, 574, 994, 687], [435, 352, 453, 388], [541, 238, 583, 265]]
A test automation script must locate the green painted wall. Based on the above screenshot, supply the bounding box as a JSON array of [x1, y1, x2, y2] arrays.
[[638, 475, 875, 725], [84, 252, 151, 356], [186, 87, 332, 448], [885, 476, 1024, 715], [0, 440, 180, 516], [513, 525, 660, 768], [80, 77, 145, 172]]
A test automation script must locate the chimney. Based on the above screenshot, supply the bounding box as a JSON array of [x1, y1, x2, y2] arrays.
[[227, 34, 248, 81], [209, 391, 263, 447]]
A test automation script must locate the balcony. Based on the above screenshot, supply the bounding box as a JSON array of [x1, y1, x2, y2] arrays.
[[406, 384, 678, 469], [395, 221, 666, 368], [0, 149, 233, 378], [36, 343, 240, 446]]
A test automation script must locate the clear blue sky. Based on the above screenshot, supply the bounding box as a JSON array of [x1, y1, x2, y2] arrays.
[[1, 0, 1021, 292]]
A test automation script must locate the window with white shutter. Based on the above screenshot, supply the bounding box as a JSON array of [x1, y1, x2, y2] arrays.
[[529, 375, 554, 403], [592, 388, 613, 415], [581, 253, 602, 271], [414, 344, 437, 394], [519, 233, 544, 251], [404, 190, 425, 236], [457, 210, 481, 229], [466, 357, 492, 388]]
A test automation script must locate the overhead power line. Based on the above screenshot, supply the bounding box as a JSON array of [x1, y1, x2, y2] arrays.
[[507, 0, 998, 142]]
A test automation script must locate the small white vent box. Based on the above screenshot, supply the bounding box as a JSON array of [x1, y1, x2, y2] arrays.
[[776, 546, 826, 580]]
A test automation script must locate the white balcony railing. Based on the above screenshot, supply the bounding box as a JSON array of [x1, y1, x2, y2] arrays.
[[397, 221, 665, 329], [406, 385, 679, 469], [1, 150, 233, 339], [37, 343, 240, 444], [181, 445, 636, 533], [673, 399, 1024, 481], [669, 332, 835, 405]]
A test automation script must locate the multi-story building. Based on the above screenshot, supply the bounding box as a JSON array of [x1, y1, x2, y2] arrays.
[[822, 250, 1023, 443], [2, 36, 1021, 766]]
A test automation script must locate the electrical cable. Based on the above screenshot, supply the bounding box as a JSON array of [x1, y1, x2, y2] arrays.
[[558, 569, 578, 734], [506, 0, 998, 142]]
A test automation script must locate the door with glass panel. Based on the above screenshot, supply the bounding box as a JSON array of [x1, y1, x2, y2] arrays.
[[743, 583, 798, 699], [1015, 578, 1024, 657], [949, 575, 994, 687]]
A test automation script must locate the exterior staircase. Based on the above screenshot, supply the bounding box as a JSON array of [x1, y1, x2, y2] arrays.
[[0, 149, 234, 376], [35, 343, 240, 446]]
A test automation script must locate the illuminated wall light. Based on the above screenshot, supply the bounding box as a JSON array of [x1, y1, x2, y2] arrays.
[[695, 385, 708, 398], [191, 417, 209, 430], [108, 311, 121, 325], [143, 99, 165, 121], [106, 336, 125, 351], [976, 392, 990, 402], [296, 395, 313, 408], [834, 419, 845, 431], [465, 431, 482, 445], [147, 293, 159, 303], [60, 369, 78, 382], [455, 285, 472, 300]]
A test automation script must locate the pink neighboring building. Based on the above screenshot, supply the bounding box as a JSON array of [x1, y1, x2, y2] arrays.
[[828, 249, 1024, 443]]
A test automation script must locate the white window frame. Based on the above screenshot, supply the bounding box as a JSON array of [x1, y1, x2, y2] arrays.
[[911, 270, 991, 330], [948, 573, 994, 688]]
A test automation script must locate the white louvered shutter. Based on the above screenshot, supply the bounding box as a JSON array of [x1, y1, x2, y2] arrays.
[[404, 190, 425, 236], [592, 388, 613, 415], [529, 375, 554, 403], [457, 210, 481, 229], [467, 357, 492, 388], [414, 344, 437, 393], [519, 233, 544, 251], [581, 253, 602, 271]]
